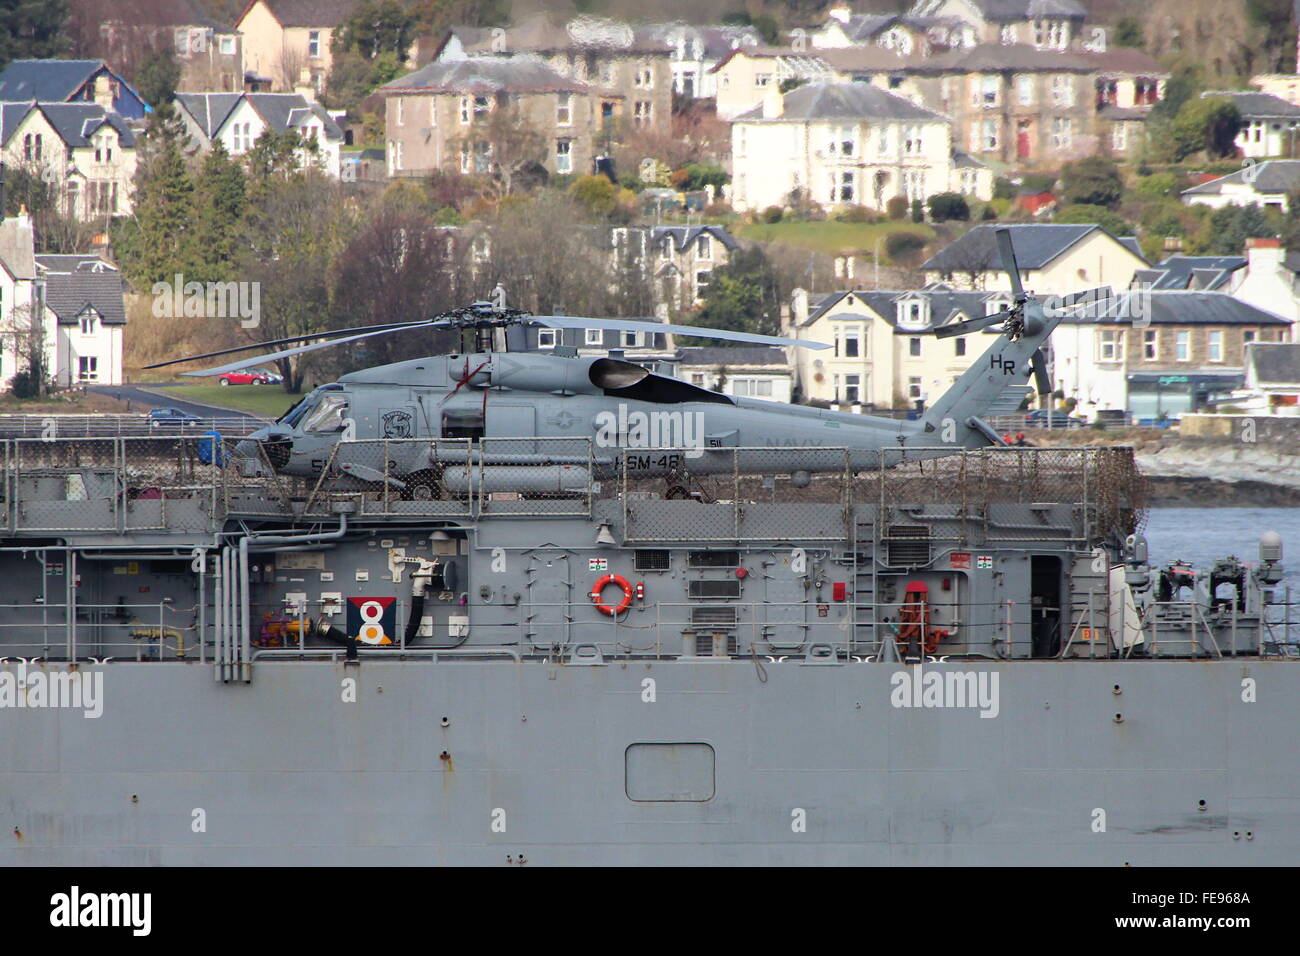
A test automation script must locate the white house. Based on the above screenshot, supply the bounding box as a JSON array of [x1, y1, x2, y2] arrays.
[[1050, 290, 1291, 422], [729, 81, 992, 213], [173, 91, 344, 177], [1201, 91, 1300, 159], [1230, 342, 1300, 414], [641, 22, 763, 98], [921, 223, 1149, 293], [674, 346, 792, 402], [0, 211, 125, 389], [1181, 159, 1300, 213]]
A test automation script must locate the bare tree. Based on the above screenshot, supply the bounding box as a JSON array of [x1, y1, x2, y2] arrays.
[[452, 103, 548, 200]]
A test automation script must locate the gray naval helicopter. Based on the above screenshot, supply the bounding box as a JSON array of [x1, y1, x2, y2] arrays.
[[147, 229, 1101, 497]]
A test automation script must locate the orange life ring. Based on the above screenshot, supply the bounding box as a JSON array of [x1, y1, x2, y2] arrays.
[[590, 573, 633, 616]]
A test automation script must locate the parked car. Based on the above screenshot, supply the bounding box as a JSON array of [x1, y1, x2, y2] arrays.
[[1023, 409, 1086, 429], [247, 366, 283, 385], [217, 369, 274, 386], [148, 407, 203, 428]]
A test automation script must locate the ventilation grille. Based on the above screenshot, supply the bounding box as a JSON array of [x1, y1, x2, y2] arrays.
[[691, 606, 737, 627], [688, 550, 739, 568], [689, 579, 741, 599], [635, 550, 670, 571], [886, 525, 931, 567], [694, 633, 739, 656]]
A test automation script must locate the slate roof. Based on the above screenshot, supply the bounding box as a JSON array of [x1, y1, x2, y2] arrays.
[[38, 264, 128, 325], [380, 57, 592, 95], [1182, 159, 1300, 196], [115, 0, 236, 30], [35, 254, 118, 273], [1117, 237, 1146, 262], [452, 14, 667, 56], [1142, 255, 1247, 291], [1057, 290, 1291, 326], [0, 102, 136, 149], [0, 60, 109, 102], [651, 225, 739, 252], [175, 92, 343, 140], [1245, 342, 1300, 385], [910, 43, 1093, 73], [801, 288, 1011, 331], [1202, 91, 1300, 120], [921, 224, 1123, 273], [963, 0, 1087, 20], [735, 81, 947, 122], [677, 346, 789, 366], [640, 22, 763, 59], [241, 0, 357, 29]]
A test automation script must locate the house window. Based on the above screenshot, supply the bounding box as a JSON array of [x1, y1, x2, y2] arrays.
[[585, 328, 603, 346], [843, 331, 860, 357], [829, 126, 856, 156], [1051, 75, 1074, 107], [982, 118, 998, 151], [556, 92, 572, 126], [174, 29, 189, 55], [981, 75, 998, 107], [1208, 330, 1223, 362], [78, 356, 98, 381], [691, 373, 705, 386], [1051, 117, 1072, 149], [555, 139, 572, 173], [908, 376, 922, 399], [79, 311, 98, 334], [905, 125, 922, 154], [877, 125, 890, 155], [955, 338, 966, 356], [1143, 330, 1157, 360], [1176, 330, 1189, 361], [635, 63, 653, 88], [460, 97, 471, 124], [755, 73, 772, 87], [220, 35, 236, 55], [1000, 25, 1017, 44], [396, 98, 404, 126], [1099, 329, 1123, 361], [393, 141, 403, 171], [909, 337, 922, 357], [829, 170, 854, 203], [1016, 74, 1033, 106], [841, 374, 861, 403], [697, 235, 712, 260], [308, 31, 321, 59], [695, 270, 711, 298], [622, 331, 644, 348], [474, 96, 489, 120], [537, 329, 557, 349], [1111, 123, 1127, 151], [634, 101, 652, 127], [733, 378, 774, 398], [1244, 330, 1256, 343]]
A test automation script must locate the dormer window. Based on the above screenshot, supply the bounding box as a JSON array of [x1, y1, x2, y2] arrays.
[[80, 310, 99, 334], [697, 235, 712, 260], [896, 296, 929, 329]]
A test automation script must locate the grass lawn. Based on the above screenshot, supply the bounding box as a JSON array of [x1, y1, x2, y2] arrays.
[[735, 220, 935, 261], [151, 384, 302, 419]]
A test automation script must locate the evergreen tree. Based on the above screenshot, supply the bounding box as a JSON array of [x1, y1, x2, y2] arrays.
[[191, 142, 246, 283], [113, 107, 199, 286], [0, 0, 71, 71]]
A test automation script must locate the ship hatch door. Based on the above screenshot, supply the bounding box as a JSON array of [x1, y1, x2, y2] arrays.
[[1030, 556, 1062, 658]]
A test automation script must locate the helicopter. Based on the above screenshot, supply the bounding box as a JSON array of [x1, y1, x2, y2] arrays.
[[146, 228, 1102, 498]]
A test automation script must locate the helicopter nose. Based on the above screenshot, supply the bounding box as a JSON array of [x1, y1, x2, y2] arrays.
[[237, 427, 293, 470]]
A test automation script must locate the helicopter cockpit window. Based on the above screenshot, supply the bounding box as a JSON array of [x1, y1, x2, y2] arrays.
[[302, 393, 349, 433]]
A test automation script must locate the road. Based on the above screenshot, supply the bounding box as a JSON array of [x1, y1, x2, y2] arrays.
[[87, 384, 263, 421]]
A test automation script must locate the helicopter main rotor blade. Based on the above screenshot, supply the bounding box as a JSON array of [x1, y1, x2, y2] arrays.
[[183, 322, 441, 377], [1030, 348, 1052, 396], [530, 315, 831, 350], [932, 308, 1011, 339], [144, 319, 437, 370], [995, 228, 1025, 302]]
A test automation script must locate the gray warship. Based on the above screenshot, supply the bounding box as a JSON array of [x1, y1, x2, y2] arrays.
[[3, 258, 1296, 865], [0, 411, 1294, 865]]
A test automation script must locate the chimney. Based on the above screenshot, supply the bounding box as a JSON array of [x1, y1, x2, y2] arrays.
[[761, 85, 784, 118], [93, 74, 113, 111], [1162, 235, 1183, 252], [791, 287, 809, 327], [0, 161, 5, 223], [1246, 235, 1284, 271], [828, 2, 852, 24]]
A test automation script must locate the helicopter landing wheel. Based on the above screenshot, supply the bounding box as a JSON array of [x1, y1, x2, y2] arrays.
[[402, 469, 443, 501]]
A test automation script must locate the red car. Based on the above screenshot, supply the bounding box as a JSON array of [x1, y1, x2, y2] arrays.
[[217, 370, 272, 386]]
